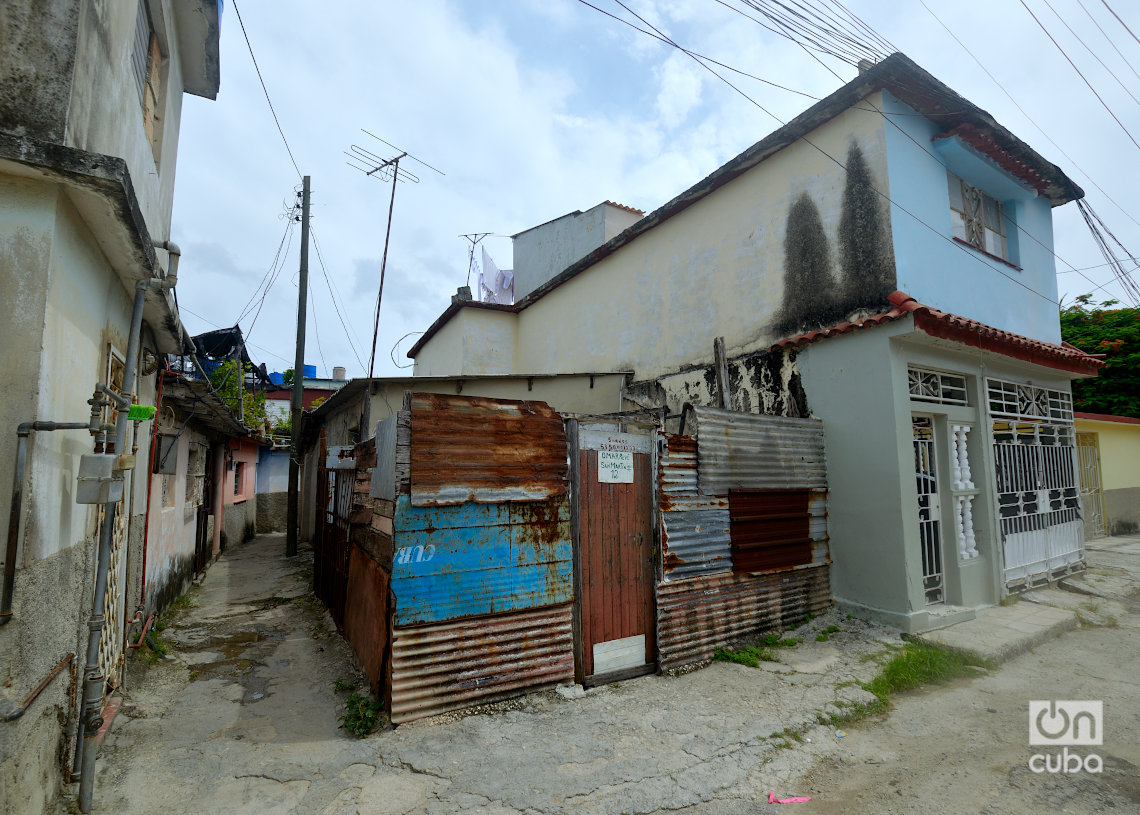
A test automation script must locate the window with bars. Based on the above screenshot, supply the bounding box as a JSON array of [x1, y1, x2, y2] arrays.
[[233, 462, 244, 497], [987, 379, 1073, 423], [948, 171, 1009, 261], [908, 366, 968, 406]]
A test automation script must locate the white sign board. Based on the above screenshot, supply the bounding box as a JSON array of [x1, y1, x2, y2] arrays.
[[598, 450, 634, 483]]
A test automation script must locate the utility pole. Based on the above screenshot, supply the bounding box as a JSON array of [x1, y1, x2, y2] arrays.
[[286, 176, 310, 558]]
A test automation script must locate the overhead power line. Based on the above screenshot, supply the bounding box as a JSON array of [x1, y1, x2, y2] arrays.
[[231, 0, 302, 178], [1018, 0, 1140, 154], [583, 0, 1121, 311]]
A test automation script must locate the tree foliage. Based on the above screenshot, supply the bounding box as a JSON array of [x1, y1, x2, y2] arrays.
[[209, 359, 269, 431], [1060, 295, 1140, 418]]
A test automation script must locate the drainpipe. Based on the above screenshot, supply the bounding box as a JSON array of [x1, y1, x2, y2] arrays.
[[137, 368, 164, 611], [76, 278, 149, 813]]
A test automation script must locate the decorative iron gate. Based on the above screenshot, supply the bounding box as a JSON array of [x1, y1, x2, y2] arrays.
[[313, 444, 354, 630], [988, 379, 1083, 588], [1076, 433, 1106, 540], [912, 417, 944, 605]]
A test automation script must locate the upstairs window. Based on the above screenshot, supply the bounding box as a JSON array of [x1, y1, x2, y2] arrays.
[[131, 0, 164, 161], [948, 171, 1008, 261]]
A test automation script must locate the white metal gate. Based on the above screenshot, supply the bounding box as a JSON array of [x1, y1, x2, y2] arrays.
[[1076, 433, 1106, 540], [912, 417, 944, 605], [988, 380, 1083, 589]]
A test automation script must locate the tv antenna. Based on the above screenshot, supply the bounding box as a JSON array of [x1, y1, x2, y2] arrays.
[[346, 131, 444, 382]]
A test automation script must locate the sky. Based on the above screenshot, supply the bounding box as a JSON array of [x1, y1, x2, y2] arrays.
[[170, 0, 1140, 380]]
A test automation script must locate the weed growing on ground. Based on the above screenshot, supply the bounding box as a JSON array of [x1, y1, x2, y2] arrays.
[[999, 594, 1019, 607], [759, 633, 802, 648], [333, 677, 357, 693], [169, 592, 197, 613], [865, 641, 993, 699], [1106, 615, 1120, 628], [144, 620, 170, 666], [822, 641, 991, 728], [339, 693, 386, 738], [1079, 600, 1101, 614], [713, 645, 775, 667], [815, 624, 841, 642]]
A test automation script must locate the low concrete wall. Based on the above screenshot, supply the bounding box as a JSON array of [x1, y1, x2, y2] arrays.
[[1106, 487, 1140, 536], [0, 540, 94, 815], [221, 500, 256, 551], [256, 492, 288, 534]]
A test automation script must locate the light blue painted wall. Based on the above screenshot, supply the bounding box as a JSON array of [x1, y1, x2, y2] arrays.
[[256, 446, 290, 494], [882, 90, 1062, 343]]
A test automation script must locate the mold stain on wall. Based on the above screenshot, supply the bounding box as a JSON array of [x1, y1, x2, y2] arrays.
[[776, 141, 895, 338]]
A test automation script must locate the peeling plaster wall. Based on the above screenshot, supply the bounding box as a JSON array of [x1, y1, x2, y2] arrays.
[[626, 347, 808, 425]]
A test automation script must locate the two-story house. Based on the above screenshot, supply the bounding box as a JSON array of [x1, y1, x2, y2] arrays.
[[0, 2, 220, 812], [406, 53, 1103, 633]]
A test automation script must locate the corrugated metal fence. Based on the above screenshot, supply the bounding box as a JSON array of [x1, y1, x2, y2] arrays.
[[658, 406, 831, 668]]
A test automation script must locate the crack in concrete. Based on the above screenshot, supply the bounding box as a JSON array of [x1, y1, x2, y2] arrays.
[[232, 772, 302, 784]]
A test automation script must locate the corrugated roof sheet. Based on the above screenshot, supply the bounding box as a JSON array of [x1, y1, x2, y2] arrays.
[[408, 392, 568, 506]]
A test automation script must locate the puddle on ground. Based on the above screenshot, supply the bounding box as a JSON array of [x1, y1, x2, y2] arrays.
[[241, 676, 271, 704], [187, 629, 284, 682]]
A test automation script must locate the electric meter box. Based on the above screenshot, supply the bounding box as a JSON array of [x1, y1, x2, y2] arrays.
[[76, 454, 124, 505]]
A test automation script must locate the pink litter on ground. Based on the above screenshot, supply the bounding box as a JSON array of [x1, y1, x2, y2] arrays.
[[768, 791, 813, 804]]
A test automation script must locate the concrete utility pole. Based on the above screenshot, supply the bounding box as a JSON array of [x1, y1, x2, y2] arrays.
[[286, 176, 310, 558]]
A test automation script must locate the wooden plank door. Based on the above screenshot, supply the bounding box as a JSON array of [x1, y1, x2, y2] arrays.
[[573, 426, 656, 684]]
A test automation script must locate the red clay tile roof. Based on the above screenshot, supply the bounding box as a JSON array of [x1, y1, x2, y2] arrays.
[[603, 200, 645, 216], [772, 290, 1105, 376], [1075, 411, 1140, 425]]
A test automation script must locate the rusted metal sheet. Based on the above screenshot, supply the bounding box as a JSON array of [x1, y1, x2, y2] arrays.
[[681, 406, 827, 495], [656, 565, 831, 670], [729, 489, 813, 573], [343, 543, 391, 697], [408, 392, 567, 506], [661, 509, 731, 579], [390, 604, 574, 723], [390, 496, 573, 626], [659, 434, 731, 580]]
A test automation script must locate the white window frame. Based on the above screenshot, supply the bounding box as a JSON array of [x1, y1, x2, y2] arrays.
[[948, 171, 1009, 262]]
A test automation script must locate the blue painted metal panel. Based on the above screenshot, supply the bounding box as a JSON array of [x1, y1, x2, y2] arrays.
[[395, 497, 508, 531], [392, 496, 574, 627], [395, 525, 509, 576]]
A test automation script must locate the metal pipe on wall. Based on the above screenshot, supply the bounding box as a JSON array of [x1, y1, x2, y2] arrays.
[[2, 422, 95, 626], [77, 280, 147, 812]]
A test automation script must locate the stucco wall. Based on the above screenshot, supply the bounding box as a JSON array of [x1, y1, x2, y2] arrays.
[[0, 0, 81, 142], [257, 446, 290, 494], [412, 308, 519, 377], [796, 324, 913, 627], [1075, 416, 1140, 535], [225, 437, 259, 506], [144, 426, 210, 614], [882, 90, 1061, 343], [513, 203, 642, 301], [66, 0, 186, 238]]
